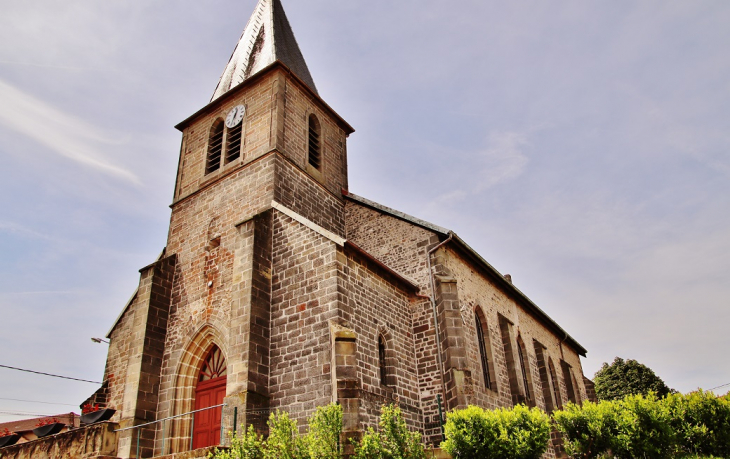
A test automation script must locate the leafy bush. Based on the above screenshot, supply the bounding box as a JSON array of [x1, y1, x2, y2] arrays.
[[553, 400, 620, 458], [612, 393, 674, 459], [353, 404, 426, 459], [210, 403, 344, 459], [264, 410, 306, 459], [555, 391, 730, 459], [305, 403, 343, 459], [665, 390, 730, 457], [211, 424, 264, 459], [441, 404, 550, 459]]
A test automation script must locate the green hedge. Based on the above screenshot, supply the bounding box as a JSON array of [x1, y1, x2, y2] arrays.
[[441, 405, 551, 459], [553, 391, 730, 459]]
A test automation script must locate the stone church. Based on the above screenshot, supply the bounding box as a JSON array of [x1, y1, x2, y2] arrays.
[[77, 0, 593, 457]]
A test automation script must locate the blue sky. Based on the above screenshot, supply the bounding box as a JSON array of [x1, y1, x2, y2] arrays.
[[0, 0, 728, 422]]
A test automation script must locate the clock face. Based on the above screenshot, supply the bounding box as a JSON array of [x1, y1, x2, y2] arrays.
[[225, 105, 246, 128]]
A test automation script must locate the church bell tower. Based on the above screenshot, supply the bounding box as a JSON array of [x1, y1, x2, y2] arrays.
[[106, 1, 356, 456]]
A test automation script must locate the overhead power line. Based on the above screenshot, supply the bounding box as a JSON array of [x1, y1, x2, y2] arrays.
[[0, 397, 77, 407], [0, 364, 101, 385], [0, 410, 57, 417], [707, 382, 730, 391]]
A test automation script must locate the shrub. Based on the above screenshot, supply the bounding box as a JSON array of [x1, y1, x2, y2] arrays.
[[264, 411, 306, 459], [210, 424, 264, 459], [611, 393, 675, 459], [353, 404, 426, 459], [553, 400, 620, 458], [441, 404, 550, 459], [306, 403, 343, 459], [665, 390, 730, 458]]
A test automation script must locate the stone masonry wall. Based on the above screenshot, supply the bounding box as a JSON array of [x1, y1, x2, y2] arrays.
[[345, 201, 450, 444], [268, 210, 340, 428], [440, 247, 588, 408], [345, 201, 437, 290], [0, 422, 118, 459], [174, 72, 278, 200], [281, 77, 349, 198], [103, 295, 137, 421], [274, 154, 345, 237], [336, 245, 423, 434]]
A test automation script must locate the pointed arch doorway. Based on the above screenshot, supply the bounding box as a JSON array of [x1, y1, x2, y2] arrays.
[[192, 345, 227, 450]]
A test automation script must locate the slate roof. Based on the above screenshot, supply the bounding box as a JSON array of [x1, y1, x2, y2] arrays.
[[211, 0, 317, 101], [343, 191, 588, 356]]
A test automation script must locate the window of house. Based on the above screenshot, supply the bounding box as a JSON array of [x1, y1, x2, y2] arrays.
[[475, 310, 497, 392], [378, 334, 388, 386], [205, 120, 224, 175], [308, 114, 321, 170]]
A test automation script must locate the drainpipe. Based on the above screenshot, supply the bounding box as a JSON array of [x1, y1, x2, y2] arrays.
[[426, 232, 454, 409]]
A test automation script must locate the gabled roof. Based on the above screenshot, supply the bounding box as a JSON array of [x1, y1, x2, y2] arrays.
[[343, 191, 588, 356], [211, 0, 317, 101]]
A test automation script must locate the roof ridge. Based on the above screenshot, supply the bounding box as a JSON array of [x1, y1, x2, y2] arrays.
[[343, 191, 450, 235]]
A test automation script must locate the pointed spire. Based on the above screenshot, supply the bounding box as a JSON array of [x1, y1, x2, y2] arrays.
[[211, 0, 318, 101]]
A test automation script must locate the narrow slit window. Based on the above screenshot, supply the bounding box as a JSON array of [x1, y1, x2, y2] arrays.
[[308, 114, 321, 170], [517, 338, 532, 403], [549, 358, 562, 409], [378, 335, 387, 386], [205, 120, 224, 175], [475, 312, 494, 390], [562, 361, 579, 404], [533, 341, 555, 412], [225, 121, 243, 164]]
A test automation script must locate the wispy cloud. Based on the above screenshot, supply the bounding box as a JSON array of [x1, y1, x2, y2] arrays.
[[0, 79, 139, 184], [0, 221, 58, 241], [474, 131, 530, 191]]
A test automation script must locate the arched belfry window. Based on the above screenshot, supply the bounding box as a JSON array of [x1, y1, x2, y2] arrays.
[[205, 120, 224, 175], [307, 114, 321, 170], [475, 309, 497, 392], [378, 335, 388, 386]]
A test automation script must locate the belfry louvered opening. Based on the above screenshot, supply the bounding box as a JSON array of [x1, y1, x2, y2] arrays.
[[205, 120, 224, 175], [308, 114, 321, 170], [225, 121, 243, 164]]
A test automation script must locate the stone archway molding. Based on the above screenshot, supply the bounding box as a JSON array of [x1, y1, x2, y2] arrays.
[[167, 323, 228, 454]]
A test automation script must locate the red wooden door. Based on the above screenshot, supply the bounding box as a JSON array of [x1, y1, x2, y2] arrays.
[[192, 345, 227, 450], [192, 375, 226, 449]]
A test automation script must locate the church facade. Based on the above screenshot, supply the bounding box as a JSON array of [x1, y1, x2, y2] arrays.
[[83, 0, 593, 457]]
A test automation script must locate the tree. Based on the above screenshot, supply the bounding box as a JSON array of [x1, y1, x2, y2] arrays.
[[593, 357, 672, 401]]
